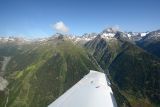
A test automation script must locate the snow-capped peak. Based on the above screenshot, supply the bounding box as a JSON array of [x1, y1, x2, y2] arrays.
[[0, 36, 30, 43], [99, 27, 120, 40], [142, 30, 160, 41]]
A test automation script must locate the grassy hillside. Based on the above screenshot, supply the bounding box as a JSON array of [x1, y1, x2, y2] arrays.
[[0, 40, 99, 107], [1, 35, 160, 107]]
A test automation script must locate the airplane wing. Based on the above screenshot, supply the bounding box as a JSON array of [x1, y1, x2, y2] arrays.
[[48, 70, 117, 107]]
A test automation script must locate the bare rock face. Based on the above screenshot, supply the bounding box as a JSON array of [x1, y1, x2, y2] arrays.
[[0, 76, 8, 91]]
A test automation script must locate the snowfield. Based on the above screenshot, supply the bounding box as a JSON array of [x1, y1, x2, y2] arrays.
[[48, 70, 117, 107]]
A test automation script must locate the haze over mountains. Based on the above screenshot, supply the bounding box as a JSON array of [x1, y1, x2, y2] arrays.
[[0, 28, 160, 107]]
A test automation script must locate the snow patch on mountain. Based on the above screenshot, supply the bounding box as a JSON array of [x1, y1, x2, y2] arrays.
[[0, 77, 8, 91], [1, 57, 11, 72], [140, 32, 148, 37]]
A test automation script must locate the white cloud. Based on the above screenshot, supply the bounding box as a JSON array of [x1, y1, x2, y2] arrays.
[[103, 25, 120, 33], [53, 21, 69, 33], [111, 25, 120, 32]]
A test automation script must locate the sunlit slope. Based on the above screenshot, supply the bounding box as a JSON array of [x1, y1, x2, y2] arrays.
[[0, 40, 99, 107]]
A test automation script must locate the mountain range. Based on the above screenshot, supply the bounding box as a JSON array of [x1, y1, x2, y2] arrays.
[[0, 28, 160, 107]]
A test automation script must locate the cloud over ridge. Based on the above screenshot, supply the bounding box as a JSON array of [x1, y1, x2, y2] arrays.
[[53, 21, 69, 33]]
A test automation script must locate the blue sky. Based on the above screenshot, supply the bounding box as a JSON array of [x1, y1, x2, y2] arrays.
[[0, 0, 160, 38]]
